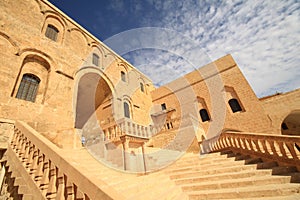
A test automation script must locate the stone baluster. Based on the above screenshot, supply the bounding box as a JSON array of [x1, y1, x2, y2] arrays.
[[238, 138, 244, 149], [285, 142, 298, 159], [113, 126, 117, 138], [246, 138, 254, 151], [34, 152, 44, 185], [75, 187, 85, 200], [269, 140, 279, 156], [66, 180, 75, 200], [55, 171, 65, 200], [16, 133, 23, 154], [29, 148, 38, 178], [46, 162, 57, 199], [18, 135, 27, 161], [278, 141, 288, 158], [40, 159, 50, 195], [25, 144, 34, 170], [253, 139, 261, 152], [11, 128, 18, 147], [144, 127, 148, 138], [22, 140, 31, 166], [261, 140, 270, 155]]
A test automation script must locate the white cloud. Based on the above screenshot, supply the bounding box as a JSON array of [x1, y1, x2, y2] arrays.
[[128, 0, 300, 97]]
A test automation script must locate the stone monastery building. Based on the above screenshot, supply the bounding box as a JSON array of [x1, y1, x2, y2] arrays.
[[0, 0, 300, 199]]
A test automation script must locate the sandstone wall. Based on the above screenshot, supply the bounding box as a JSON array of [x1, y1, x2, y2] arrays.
[[260, 89, 300, 135]]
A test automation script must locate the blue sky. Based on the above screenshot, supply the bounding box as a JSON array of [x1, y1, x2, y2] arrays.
[[48, 0, 300, 97]]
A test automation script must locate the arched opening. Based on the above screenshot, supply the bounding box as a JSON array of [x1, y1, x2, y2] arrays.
[[75, 73, 113, 129], [281, 110, 300, 136]]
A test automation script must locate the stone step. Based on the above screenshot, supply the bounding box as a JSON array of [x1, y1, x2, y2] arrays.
[[181, 175, 292, 192], [18, 184, 30, 194], [165, 159, 246, 174], [171, 156, 239, 168], [224, 194, 300, 200], [169, 164, 258, 179], [128, 182, 181, 200], [14, 177, 25, 186], [187, 183, 300, 199], [22, 194, 33, 200], [174, 152, 229, 164], [173, 169, 273, 184], [115, 173, 168, 193]]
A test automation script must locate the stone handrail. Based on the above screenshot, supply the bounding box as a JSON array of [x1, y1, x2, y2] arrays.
[[9, 121, 123, 200], [201, 131, 300, 166]]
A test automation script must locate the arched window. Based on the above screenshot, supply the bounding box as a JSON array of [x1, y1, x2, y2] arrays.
[[199, 109, 210, 122], [16, 74, 40, 102], [228, 98, 242, 113], [161, 103, 166, 110], [92, 53, 99, 66], [140, 82, 144, 92], [124, 102, 130, 118], [121, 71, 126, 82], [45, 25, 59, 41]]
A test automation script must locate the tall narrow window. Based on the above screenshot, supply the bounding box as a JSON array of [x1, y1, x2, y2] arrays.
[[228, 98, 242, 113], [45, 25, 59, 41], [92, 53, 99, 66], [140, 82, 144, 92], [16, 74, 40, 102], [161, 103, 166, 111], [199, 109, 210, 122], [124, 102, 130, 118], [121, 71, 126, 82]]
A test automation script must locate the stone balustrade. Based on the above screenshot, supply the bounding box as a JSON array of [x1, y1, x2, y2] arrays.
[[9, 121, 121, 200], [101, 118, 155, 141], [201, 131, 300, 166]]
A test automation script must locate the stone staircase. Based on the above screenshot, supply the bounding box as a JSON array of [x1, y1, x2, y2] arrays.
[[163, 150, 300, 199], [1, 121, 300, 199]]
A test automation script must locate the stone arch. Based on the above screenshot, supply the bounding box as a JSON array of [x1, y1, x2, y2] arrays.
[[42, 10, 68, 27], [68, 28, 89, 45], [17, 48, 55, 65], [0, 31, 19, 51], [33, 0, 43, 13], [281, 110, 300, 136], [66, 28, 88, 57], [90, 44, 105, 67], [11, 54, 51, 104], [73, 66, 116, 129]]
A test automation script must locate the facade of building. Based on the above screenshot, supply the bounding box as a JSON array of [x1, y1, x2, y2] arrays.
[[0, 0, 300, 199]]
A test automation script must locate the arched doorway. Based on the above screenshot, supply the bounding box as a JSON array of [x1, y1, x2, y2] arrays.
[[281, 110, 300, 136], [75, 72, 113, 129]]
